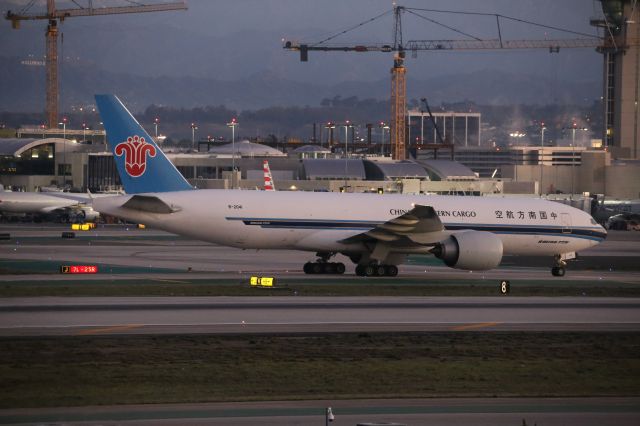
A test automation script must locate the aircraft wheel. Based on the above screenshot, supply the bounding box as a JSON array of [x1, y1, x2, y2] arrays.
[[335, 263, 346, 274], [303, 262, 312, 274], [376, 265, 387, 276], [551, 266, 566, 277], [311, 263, 323, 274], [386, 265, 399, 277], [355, 265, 367, 276], [364, 265, 376, 276], [323, 263, 335, 274]]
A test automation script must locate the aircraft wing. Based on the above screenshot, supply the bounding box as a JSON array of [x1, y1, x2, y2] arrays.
[[44, 193, 88, 202], [40, 205, 75, 213], [340, 204, 445, 247]]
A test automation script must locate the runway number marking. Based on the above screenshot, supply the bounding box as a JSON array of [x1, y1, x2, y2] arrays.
[[450, 322, 501, 331], [76, 324, 142, 336]]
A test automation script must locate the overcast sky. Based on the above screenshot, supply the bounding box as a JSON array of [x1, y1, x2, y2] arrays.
[[1, 1, 604, 85]]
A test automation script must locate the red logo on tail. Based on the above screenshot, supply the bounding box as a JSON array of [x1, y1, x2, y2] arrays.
[[115, 135, 156, 177]]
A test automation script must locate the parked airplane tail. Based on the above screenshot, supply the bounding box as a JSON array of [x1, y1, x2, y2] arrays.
[[94, 94, 193, 194], [263, 160, 275, 191]]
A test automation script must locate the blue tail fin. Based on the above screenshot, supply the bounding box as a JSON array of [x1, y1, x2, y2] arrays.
[[95, 94, 193, 194]]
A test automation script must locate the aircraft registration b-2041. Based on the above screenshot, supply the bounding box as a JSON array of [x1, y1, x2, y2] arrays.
[[93, 94, 606, 277]]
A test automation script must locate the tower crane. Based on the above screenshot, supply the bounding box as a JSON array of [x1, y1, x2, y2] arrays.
[[284, 5, 602, 160], [5, 0, 187, 128]]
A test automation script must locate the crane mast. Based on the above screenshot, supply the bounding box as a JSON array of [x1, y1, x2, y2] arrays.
[[390, 51, 406, 160], [5, 0, 187, 129], [45, 1, 58, 130], [390, 6, 407, 160]]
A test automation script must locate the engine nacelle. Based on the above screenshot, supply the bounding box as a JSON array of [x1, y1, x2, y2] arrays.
[[432, 231, 503, 271], [79, 206, 100, 221]]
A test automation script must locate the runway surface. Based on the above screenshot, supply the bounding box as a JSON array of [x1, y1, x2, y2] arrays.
[[1, 296, 639, 336], [1, 225, 639, 425], [2, 397, 639, 426], [1, 224, 639, 284]]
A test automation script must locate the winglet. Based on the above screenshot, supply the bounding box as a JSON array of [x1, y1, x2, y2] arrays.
[[95, 94, 193, 194]]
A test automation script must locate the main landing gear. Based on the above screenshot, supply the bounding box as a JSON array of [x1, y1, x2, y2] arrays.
[[303, 252, 345, 275], [551, 254, 567, 277], [355, 264, 398, 277], [303, 261, 346, 275]]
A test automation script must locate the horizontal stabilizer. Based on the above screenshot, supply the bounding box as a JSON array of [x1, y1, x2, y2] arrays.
[[122, 195, 180, 214]]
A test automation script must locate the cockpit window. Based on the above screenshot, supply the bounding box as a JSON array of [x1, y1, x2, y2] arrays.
[[590, 218, 598, 225]]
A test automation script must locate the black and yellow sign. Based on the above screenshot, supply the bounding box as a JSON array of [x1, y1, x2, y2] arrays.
[[250, 276, 275, 287]]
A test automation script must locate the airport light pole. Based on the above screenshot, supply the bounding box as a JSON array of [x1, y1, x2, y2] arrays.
[[379, 121, 390, 156], [191, 123, 198, 150], [58, 117, 67, 187], [82, 122, 87, 142], [342, 120, 353, 191], [540, 122, 546, 195], [99, 121, 105, 145], [325, 122, 335, 148], [342, 120, 353, 158], [420, 108, 425, 144], [571, 122, 576, 197], [61, 116, 67, 141], [154, 117, 159, 140], [227, 118, 238, 188]]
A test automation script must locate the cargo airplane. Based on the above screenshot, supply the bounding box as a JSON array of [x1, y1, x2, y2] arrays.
[[93, 94, 606, 277]]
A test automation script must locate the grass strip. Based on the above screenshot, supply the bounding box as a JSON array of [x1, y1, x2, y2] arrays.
[[0, 332, 638, 408], [1, 277, 639, 297]]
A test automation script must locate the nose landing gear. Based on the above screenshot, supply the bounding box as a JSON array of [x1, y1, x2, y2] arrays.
[[551, 254, 567, 277]]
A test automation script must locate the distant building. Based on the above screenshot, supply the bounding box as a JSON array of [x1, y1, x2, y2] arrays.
[[2, 137, 638, 199], [407, 109, 481, 147], [592, 0, 640, 159]]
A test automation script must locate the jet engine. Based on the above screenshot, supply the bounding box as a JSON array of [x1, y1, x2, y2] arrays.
[[79, 206, 100, 221], [431, 231, 503, 270]]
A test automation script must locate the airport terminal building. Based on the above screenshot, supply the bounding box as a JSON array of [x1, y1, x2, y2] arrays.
[[1, 137, 639, 199]]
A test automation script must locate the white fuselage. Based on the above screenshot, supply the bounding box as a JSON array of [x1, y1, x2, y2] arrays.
[[94, 190, 606, 257]]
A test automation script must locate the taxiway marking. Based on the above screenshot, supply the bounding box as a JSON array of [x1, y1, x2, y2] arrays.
[[450, 321, 501, 331], [76, 324, 142, 335]]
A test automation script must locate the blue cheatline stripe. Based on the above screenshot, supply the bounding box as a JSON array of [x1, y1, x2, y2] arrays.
[[225, 217, 606, 242]]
